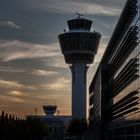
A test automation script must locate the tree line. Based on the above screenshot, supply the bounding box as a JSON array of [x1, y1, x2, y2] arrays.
[[0, 111, 48, 140]]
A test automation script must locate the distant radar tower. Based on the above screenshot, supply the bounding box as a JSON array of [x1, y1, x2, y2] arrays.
[[43, 105, 57, 117], [58, 14, 101, 119]]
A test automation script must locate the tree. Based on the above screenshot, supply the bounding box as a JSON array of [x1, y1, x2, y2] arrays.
[[67, 119, 88, 139], [28, 119, 48, 140]]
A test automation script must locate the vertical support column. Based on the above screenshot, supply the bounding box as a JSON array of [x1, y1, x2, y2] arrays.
[[70, 63, 88, 119]]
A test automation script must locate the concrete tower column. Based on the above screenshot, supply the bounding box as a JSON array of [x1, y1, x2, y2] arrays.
[[70, 63, 89, 119]]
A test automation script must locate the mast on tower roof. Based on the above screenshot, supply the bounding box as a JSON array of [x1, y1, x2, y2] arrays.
[[75, 12, 84, 18]]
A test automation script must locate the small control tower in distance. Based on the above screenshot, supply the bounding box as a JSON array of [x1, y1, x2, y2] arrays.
[[43, 105, 57, 117], [58, 14, 101, 119]]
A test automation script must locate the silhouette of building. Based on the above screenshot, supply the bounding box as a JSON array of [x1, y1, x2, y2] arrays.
[[89, 0, 140, 140], [58, 15, 101, 119], [27, 105, 72, 140]]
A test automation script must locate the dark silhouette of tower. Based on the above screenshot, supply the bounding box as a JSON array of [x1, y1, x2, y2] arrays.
[[58, 14, 101, 119], [43, 105, 57, 116]]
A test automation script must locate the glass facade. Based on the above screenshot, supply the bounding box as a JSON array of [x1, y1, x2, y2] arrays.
[[89, 68, 102, 127], [89, 0, 140, 140], [106, 1, 140, 139]]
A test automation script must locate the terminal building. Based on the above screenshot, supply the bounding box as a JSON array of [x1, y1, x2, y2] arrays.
[[89, 0, 140, 140]]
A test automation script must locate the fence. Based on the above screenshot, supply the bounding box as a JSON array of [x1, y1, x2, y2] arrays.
[[0, 111, 32, 140]]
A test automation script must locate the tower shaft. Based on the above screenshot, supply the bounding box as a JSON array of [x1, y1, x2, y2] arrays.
[[70, 63, 88, 119]]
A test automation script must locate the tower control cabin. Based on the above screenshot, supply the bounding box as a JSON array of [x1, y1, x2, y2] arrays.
[[58, 15, 101, 119]]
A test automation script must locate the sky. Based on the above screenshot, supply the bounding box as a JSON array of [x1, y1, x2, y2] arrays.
[[0, 0, 127, 118]]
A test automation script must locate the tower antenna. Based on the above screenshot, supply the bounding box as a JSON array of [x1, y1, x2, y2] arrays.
[[57, 110, 60, 116], [75, 12, 84, 18], [35, 108, 37, 116]]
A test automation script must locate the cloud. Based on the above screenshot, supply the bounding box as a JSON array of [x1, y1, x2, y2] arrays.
[[0, 66, 25, 73], [0, 95, 25, 103], [38, 77, 70, 91], [0, 21, 21, 29], [94, 42, 106, 63], [43, 56, 68, 68], [37, 93, 67, 100], [8, 91, 26, 97], [0, 40, 61, 62], [0, 104, 8, 108], [0, 79, 36, 90], [31, 0, 121, 16], [31, 69, 59, 76], [0, 40, 69, 71], [0, 79, 24, 89]]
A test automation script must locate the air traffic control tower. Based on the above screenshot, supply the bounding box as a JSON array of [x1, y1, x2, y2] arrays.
[[58, 14, 101, 119]]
